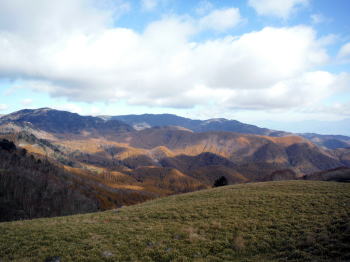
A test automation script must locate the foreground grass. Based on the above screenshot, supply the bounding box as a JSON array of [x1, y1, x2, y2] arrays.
[[0, 181, 349, 261]]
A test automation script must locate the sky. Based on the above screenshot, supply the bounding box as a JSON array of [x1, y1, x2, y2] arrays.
[[0, 0, 350, 132]]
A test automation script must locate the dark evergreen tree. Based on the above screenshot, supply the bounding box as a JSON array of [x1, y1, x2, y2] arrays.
[[0, 139, 16, 151], [213, 176, 228, 187]]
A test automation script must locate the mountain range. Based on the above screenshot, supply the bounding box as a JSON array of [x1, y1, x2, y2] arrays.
[[109, 113, 287, 136], [0, 108, 350, 221], [109, 113, 350, 149]]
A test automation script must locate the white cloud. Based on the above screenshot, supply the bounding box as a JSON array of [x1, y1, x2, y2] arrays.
[[0, 0, 347, 116], [307, 103, 350, 117], [53, 103, 84, 115], [199, 8, 242, 32], [0, 0, 114, 37], [219, 71, 348, 110], [248, 0, 309, 19], [195, 1, 214, 15], [338, 42, 350, 59], [90, 106, 102, 116], [21, 98, 33, 106], [17, 24, 339, 110], [0, 104, 8, 111], [141, 0, 158, 11], [310, 13, 329, 24]]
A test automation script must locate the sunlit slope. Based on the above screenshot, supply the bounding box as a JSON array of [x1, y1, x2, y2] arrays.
[[1, 181, 349, 261]]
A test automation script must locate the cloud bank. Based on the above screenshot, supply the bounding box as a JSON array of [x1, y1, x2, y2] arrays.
[[0, 0, 348, 114]]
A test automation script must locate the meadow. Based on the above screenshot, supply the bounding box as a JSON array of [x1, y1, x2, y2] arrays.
[[0, 180, 349, 261]]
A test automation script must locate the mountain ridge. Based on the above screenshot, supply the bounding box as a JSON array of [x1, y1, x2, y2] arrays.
[[109, 113, 350, 149], [0, 108, 134, 135], [109, 113, 288, 136], [3, 108, 350, 150]]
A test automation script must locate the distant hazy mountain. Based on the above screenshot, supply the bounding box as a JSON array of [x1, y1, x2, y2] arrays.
[[262, 119, 350, 136], [110, 113, 288, 136], [110, 114, 350, 149], [301, 133, 350, 150]]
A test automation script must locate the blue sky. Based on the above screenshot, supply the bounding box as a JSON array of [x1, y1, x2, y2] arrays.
[[0, 0, 350, 133]]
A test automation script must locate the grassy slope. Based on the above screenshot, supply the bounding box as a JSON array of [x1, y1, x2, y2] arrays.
[[0, 181, 349, 262]]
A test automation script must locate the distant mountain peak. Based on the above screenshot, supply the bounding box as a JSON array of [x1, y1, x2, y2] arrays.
[[203, 118, 228, 124], [0, 108, 134, 134], [37, 107, 53, 111]]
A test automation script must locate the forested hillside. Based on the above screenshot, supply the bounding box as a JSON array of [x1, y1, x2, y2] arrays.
[[0, 139, 154, 222]]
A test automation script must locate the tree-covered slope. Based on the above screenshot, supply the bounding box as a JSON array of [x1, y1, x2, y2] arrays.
[[0, 139, 154, 222]]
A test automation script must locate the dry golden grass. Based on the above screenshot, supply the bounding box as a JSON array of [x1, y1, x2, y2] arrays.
[[1, 181, 349, 262], [265, 135, 310, 146], [21, 144, 47, 155]]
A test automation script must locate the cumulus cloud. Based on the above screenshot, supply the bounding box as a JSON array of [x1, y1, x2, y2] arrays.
[[248, 0, 309, 19], [199, 8, 242, 32], [0, 0, 120, 36], [220, 71, 349, 110], [141, 0, 158, 11], [338, 42, 350, 59], [0, 0, 348, 114]]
